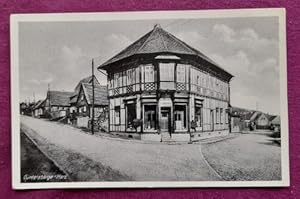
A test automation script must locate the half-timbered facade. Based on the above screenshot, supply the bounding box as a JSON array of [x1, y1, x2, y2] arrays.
[[74, 83, 109, 128], [98, 24, 233, 141]]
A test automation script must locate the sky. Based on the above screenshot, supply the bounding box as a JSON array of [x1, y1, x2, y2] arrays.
[[19, 16, 280, 115]]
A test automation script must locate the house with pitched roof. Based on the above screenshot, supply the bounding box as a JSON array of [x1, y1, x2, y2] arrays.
[[33, 99, 46, 118], [250, 111, 272, 129], [74, 83, 109, 128], [97, 24, 233, 141], [70, 75, 100, 114], [44, 90, 73, 119], [270, 115, 280, 130]]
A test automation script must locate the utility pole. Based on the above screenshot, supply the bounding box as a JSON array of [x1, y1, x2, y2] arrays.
[[91, 59, 95, 135]]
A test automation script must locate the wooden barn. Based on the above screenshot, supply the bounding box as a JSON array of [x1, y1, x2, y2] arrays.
[[98, 24, 233, 141]]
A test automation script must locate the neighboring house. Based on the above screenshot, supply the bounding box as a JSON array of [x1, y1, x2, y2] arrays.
[[270, 115, 280, 130], [75, 83, 108, 128], [230, 107, 256, 132], [249, 111, 271, 129], [20, 102, 34, 116], [70, 75, 100, 114], [44, 90, 73, 119], [98, 24, 233, 142], [33, 100, 46, 118], [20, 102, 27, 115]]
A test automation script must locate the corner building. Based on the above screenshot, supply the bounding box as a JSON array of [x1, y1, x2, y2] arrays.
[[98, 25, 233, 142]]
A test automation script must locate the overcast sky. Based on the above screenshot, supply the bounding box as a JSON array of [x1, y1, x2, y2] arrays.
[[19, 16, 280, 115]]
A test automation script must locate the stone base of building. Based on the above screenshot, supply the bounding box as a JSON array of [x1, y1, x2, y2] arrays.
[[110, 132, 141, 140], [191, 129, 229, 141], [141, 132, 191, 142], [109, 130, 230, 142]]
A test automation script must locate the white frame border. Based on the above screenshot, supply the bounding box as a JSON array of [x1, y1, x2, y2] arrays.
[[10, 8, 289, 189]]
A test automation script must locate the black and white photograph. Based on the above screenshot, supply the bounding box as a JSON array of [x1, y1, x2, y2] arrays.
[[10, 8, 289, 189]]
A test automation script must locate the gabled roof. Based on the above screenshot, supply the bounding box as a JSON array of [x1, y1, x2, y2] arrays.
[[33, 99, 46, 110], [270, 116, 280, 125], [98, 24, 233, 78], [250, 112, 272, 122], [241, 112, 254, 121], [70, 94, 78, 104], [80, 83, 108, 106], [71, 75, 101, 105], [74, 75, 100, 93], [48, 91, 73, 106], [268, 115, 277, 122]]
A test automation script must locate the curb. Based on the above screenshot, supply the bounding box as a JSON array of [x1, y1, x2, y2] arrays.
[[21, 124, 72, 182], [198, 144, 224, 181]]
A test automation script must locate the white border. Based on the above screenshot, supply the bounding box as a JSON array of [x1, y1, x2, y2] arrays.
[[10, 8, 289, 189]]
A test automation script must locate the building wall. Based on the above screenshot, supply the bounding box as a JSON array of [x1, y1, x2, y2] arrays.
[[107, 58, 231, 140]]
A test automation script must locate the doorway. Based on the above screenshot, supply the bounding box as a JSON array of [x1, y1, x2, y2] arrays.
[[160, 107, 171, 132], [160, 107, 171, 141]]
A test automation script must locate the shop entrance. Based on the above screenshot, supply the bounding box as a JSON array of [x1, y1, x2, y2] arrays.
[[160, 107, 171, 132]]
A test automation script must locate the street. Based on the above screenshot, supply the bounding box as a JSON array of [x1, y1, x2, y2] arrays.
[[20, 116, 282, 181]]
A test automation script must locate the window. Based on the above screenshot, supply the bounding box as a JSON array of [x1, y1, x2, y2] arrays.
[[114, 73, 119, 88], [216, 108, 219, 124], [126, 103, 136, 129], [205, 75, 209, 88], [122, 72, 126, 86], [128, 69, 136, 85], [79, 106, 86, 113], [174, 105, 186, 130], [159, 63, 174, 81], [144, 65, 155, 82], [109, 78, 113, 89], [195, 106, 202, 127], [135, 67, 140, 83], [144, 105, 156, 130], [225, 111, 228, 124], [176, 64, 186, 83], [220, 108, 223, 124], [115, 106, 120, 125]]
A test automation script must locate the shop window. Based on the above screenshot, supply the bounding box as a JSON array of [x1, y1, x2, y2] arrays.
[[126, 103, 136, 129], [174, 105, 186, 130], [144, 105, 156, 130], [115, 106, 120, 125], [195, 106, 202, 127]]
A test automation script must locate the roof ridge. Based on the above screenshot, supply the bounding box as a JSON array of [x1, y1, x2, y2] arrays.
[[157, 28, 169, 51], [135, 28, 156, 54]]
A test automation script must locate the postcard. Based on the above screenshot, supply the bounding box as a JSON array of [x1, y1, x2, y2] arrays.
[[10, 8, 289, 189]]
